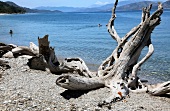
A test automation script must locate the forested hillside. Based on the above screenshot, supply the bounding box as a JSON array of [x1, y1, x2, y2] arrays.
[[0, 1, 26, 14]]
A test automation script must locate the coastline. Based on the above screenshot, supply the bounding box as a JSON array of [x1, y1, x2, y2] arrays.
[[0, 57, 169, 111], [0, 41, 168, 84], [0, 11, 169, 83], [0, 13, 9, 15], [0, 13, 24, 15]]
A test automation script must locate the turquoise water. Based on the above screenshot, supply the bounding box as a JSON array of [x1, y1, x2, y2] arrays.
[[0, 10, 170, 82]]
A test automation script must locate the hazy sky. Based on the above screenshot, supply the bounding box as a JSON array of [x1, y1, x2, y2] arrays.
[[3, 0, 164, 8]]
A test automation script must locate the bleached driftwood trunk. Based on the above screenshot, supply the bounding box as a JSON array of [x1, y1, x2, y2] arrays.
[[26, 0, 169, 105], [27, 35, 94, 77], [55, 0, 170, 104]]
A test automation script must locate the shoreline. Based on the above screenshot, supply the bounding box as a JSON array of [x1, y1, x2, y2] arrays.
[[0, 41, 167, 84], [0, 13, 18, 15], [58, 56, 166, 84], [0, 13, 9, 15], [0, 57, 169, 110]]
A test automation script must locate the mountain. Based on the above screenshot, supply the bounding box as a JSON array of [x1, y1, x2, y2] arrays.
[[26, 9, 62, 13], [5, 1, 61, 13], [85, 0, 170, 12], [24, 8, 61, 13], [0, 1, 26, 14], [34, 2, 132, 12], [75, 1, 144, 12], [117, 0, 146, 6], [163, 0, 170, 8], [35, 6, 83, 12], [86, 0, 169, 12], [35, 6, 105, 12], [116, 1, 157, 11], [116, 0, 170, 11], [34, 0, 168, 13], [5, 1, 20, 7], [5, 1, 32, 13]]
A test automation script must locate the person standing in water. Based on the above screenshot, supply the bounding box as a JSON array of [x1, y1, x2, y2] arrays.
[[9, 29, 13, 37]]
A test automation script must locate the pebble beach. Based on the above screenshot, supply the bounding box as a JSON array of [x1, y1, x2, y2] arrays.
[[0, 57, 170, 111]]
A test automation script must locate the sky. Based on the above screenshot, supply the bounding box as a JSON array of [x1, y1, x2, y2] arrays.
[[3, 0, 165, 8]]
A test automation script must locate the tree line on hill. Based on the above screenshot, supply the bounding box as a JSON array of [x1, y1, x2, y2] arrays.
[[0, 1, 61, 14], [0, 1, 26, 14]]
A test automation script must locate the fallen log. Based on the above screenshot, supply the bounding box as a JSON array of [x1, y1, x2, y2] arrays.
[[0, 42, 38, 58], [56, 75, 105, 90], [12, 46, 37, 57]]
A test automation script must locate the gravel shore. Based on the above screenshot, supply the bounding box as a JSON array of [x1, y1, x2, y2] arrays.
[[0, 57, 170, 111]]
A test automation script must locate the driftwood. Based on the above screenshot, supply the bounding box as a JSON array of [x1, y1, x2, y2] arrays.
[[0, 43, 13, 58], [0, 42, 38, 58], [26, 0, 169, 106], [28, 35, 94, 77], [56, 0, 169, 103]]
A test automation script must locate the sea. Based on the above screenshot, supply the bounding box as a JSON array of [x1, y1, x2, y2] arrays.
[[0, 10, 170, 83]]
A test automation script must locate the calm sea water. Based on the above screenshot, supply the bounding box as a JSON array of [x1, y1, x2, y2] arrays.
[[0, 10, 170, 82]]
